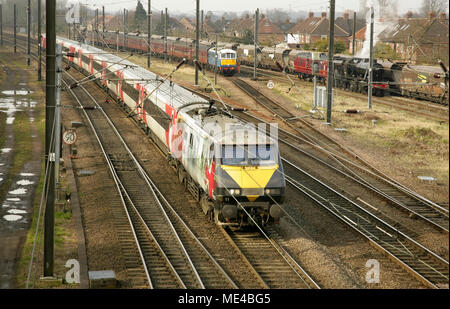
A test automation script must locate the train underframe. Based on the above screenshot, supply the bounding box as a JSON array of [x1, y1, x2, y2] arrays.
[[170, 158, 281, 228], [334, 77, 387, 97]]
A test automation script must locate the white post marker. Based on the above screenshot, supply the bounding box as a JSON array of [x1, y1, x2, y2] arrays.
[[267, 80, 274, 89]]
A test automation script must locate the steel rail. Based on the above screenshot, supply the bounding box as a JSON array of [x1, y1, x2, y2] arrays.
[[8, 34, 447, 288], [240, 64, 450, 110], [63, 71, 205, 288], [61, 77, 155, 288], [227, 79, 449, 216], [181, 81, 449, 231], [282, 158, 449, 289], [63, 65, 241, 289]]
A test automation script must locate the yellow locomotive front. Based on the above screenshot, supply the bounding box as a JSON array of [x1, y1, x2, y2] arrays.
[[208, 131, 286, 227]]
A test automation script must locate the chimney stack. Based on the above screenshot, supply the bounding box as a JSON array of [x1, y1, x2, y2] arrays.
[[406, 11, 413, 19], [428, 11, 436, 20], [308, 12, 314, 18], [321, 12, 327, 18], [343, 12, 349, 19]]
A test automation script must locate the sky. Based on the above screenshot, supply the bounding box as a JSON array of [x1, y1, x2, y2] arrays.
[[77, 0, 434, 15]]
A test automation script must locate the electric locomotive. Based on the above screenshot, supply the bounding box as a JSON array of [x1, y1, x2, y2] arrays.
[[54, 36, 285, 227], [207, 47, 238, 76]]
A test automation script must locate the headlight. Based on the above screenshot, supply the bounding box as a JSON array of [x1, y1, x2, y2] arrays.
[[229, 189, 240, 195], [265, 189, 281, 195]]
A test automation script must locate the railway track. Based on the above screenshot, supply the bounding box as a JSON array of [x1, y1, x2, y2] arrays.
[[66, 69, 320, 289], [228, 77, 449, 233], [283, 159, 449, 289], [240, 64, 449, 121], [5, 35, 320, 289], [181, 80, 450, 288], [5, 33, 447, 288], [222, 227, 319, 289], [61, 69, 239, 289]]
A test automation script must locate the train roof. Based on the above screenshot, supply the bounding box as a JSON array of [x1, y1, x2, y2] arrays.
[[404, 65, 444, 74], [57, 36, 274, 146], [209, 48, 236, 53], [57, 37, 208, 110], [197, 114, 273, 145], [238, 44, 255, 50]]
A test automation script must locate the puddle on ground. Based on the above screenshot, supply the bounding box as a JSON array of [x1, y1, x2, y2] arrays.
[[6, 198, 21, 202], [20, 173, 35, 177], [8, 188, 27, 195], [3, 214, 23, 222], [7, 209, 27, 215], [16, 179, 34, 186], [1, 96, 37, 126], [1, 90, 33, 96]]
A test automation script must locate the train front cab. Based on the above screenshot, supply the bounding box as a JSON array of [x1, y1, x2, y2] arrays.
[[211, 143, 285, 226], [208, 48, 238, 76]]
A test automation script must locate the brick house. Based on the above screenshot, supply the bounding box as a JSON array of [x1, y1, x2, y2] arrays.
[[378, 11, 449, 64], [288, 12, 364, 49]]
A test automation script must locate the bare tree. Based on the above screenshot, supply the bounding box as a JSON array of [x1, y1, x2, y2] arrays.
[[264, 8, 289, 23], [420, 0, 448, 16], [378, 0, 398, 17], [357, 0, 369, 18]]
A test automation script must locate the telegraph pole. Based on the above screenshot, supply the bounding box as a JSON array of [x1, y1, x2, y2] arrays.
[[253, 8, 259, 80], [14, 4, 16, 53], [147, 0, 151, 68], [368, 6, 374, 109], [195, 0, 199, 86], [27, 0, 31, 66], [126, 9, 128, 35], [201, 10, 203, 39], [55, 44, 62, 199], [123, 9, 126, 49], [352, 11, 356, 56], [164, 8, 168, 63], [95, 8, 98, 46], [215, 34, 218, 85], [326, 0, 335, 124], [102, 6, 105, 47], [44, 0, 56, 278], [0, 4, 3, 47], [38, 0, 42, 80]]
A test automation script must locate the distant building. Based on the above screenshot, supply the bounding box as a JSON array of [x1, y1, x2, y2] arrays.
[[288, 12, 365, 48], [348, 25, 366, 55], [224, 13, 284, 44], [379, 11, 449, 64]]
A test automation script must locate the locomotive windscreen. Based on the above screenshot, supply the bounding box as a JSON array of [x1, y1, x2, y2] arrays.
[[221, 144, 278, 166]]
